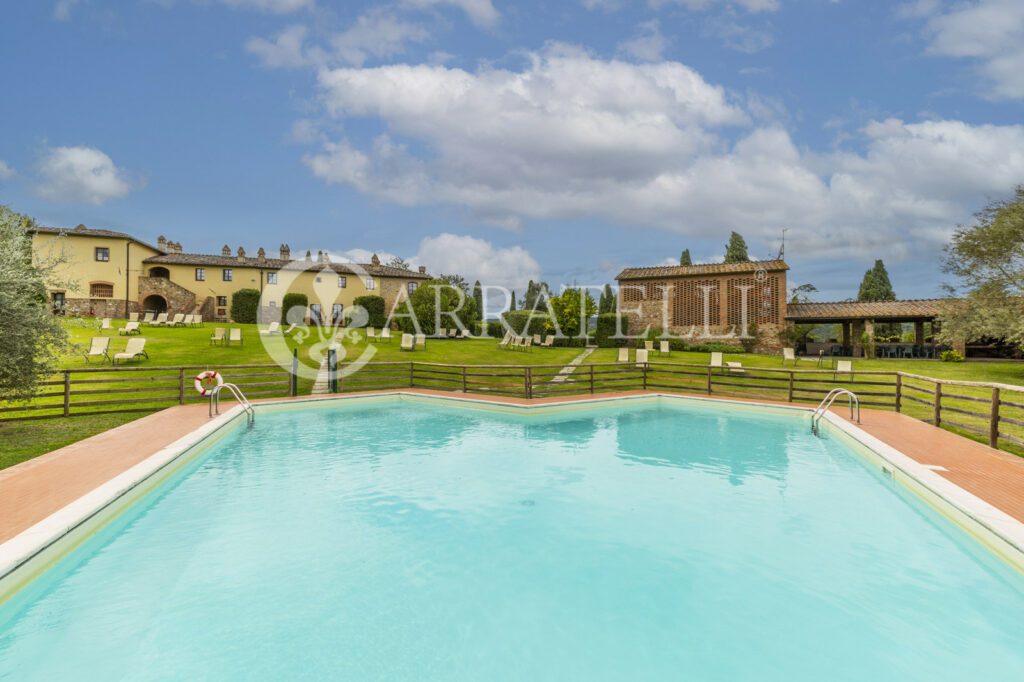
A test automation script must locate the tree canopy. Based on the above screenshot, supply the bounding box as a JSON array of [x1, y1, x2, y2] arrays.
[[472, 280, 483, 322], [857, 260, 896, 301], [598, 283, 616, 314], [522, 280, 550, 311], [385, 256, 411, 271], [938, 186, 1024, 351], [391, 279, 477, 335], [679, 249, 692, 266], [723, 232, 750, 263]]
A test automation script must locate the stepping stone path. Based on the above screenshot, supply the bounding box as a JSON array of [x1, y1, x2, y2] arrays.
[[549, 347, 595, 384], [310, 332, 343, 395]]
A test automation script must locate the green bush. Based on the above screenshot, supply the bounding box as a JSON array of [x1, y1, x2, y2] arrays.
[[475, 320, 504, 337], [502, 310, 549, 336], [594, 313, 628, 347], [394, 279, 477, 335], [941, 349, 964, 362], [281, 293, 308, 325], [229, 288, 261, 324], [353, 295, 386, 328]]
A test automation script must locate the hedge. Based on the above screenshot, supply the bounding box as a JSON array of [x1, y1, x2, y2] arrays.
[[281, 293, 308, 325], [229, 288, 261, 324], [501, 310, 550, 336], [594, 313, 628, 347], [475, 320, 504, 337], [353, 295, 386, 328]]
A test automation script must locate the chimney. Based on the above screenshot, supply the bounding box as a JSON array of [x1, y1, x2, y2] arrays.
[[175, 242, 183, 254], [371, 253, 380, 266], [279, 244, 290, 260], [319, 250, 330, 264], [222, 244, 231, 257], [158, 236, 167, 250], [237, 246, 246, 262], [74, 224, 87, 231], [257, 247, 266, 264], [418, 265, 426, 274]]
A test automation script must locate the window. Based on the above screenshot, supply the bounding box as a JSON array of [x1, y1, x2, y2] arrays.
[[338, 276, 347, 288], [89, 282, 114, 298], [222, 269, 233, 282], [365, 278, 375, 290], [195, 268, 205, 281], [408, 282, 418, 294], [217, 296, 227, 306], [95, 247, 109, 262], [267, 272, 277, 285]]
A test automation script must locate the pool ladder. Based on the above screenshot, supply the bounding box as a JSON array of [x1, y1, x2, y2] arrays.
[[209, 383, 255, 425], [811, 388, 859, 436]]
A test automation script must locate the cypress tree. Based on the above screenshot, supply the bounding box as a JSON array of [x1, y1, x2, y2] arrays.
[[679, 249, 692, 266], [472, 280, 483, 322], [724, 232, 750, 263], [509, 290, 516, 312], [857, 260, 896, 301]]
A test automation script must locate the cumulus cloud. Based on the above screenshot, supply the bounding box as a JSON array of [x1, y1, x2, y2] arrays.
[[916, 0, 1024, 100], [221, 0, 313, 13], [0, 160, 15, 180], [300, 44, 1024, 261], [246, 24, 313, 68], [53, 0, 80, 21], [34, 146, 135, 205], [651, 0, 780, 12], [401, 0, 500, 28], [617, 20, 669, 61]]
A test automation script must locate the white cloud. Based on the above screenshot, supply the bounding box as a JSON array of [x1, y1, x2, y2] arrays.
[[917, 0, 1024, 99], [401, 0, 500, 28], [246, 24, 313, 68], [34, 146, 135, 205], [221, 0, 313, 13], [331, 9, 431, 66], [53, 0, 80, 21], [0, 160, 15, 180], [617, 20, 669, 61], [703, 16, 774, 53], [414, 233, 541, 291], [651, 0, 780, 13]]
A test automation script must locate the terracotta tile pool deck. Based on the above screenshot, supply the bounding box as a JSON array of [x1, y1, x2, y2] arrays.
[[2, 389, 1024, 546]]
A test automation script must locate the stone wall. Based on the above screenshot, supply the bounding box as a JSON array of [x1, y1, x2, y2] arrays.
[[620, 300, 784, 354], [137, 276, 198, 317], [62, 297, 135, 318]]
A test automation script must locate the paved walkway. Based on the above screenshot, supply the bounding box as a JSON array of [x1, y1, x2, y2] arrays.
[[549, 347, 595, 383], [310, 334, 342, 395]]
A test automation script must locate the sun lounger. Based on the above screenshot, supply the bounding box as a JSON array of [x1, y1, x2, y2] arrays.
[[533, 334, 542, 345], [710, 351, 724, 373], [142, 312, 155, 325], [542, 335, 554, 347], [170, 313, 186, 326], [260, 321, 281, 336], [210, 327, 225, 345], [438, 327, 448, 338], [83, 337, 111, 363], [448, 328, 458, 338], [459, 329, 470, 339], [400, 333, 414, 351], [99, 318, 112, 331], [617, 347, 629, 362], [367, 327, 376, 342], [228, 328, 242, 346], [834, 360, 852, 381], [726, 361, 745, 374], [113, 338, 148, 365], [118, 321, 141, 336], [644, 340, 653, 352], [636, 348, 648, 366], [659, 340, 670, 355], [415, 333, 426, 348], [522, 336, 533, 351], [510, 336, 524, 351], [782, 347, 799, 365], [129, 312, 139, 322], [497, 332, 512, 348], [154, 313, 169, 326], [381, 328, 392, 343]]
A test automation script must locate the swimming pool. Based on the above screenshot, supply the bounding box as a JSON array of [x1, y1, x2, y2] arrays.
[[1, 395, 1023, 680]]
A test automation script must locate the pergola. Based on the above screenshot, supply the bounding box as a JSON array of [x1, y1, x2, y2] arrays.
[[785, 299, 946, 358]]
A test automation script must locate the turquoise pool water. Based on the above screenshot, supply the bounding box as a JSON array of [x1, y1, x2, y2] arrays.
[[2, 397, 1024, 680]]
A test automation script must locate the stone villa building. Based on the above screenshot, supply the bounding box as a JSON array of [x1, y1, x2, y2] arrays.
[[30, 225, 431, 324]]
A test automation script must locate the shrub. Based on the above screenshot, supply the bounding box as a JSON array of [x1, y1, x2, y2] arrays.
[[353, 295, 386, 328], [393, 279, 477, 335], [594, 313, 628, 347], [281, 293, 308, 325], [475, 320, 504, 337], [502, 310, 549, 336], [230, 288, 261, 324], [941, 349, 964, 362]]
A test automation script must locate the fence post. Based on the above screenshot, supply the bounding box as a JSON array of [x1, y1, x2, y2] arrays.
[[291, 349, 298, 397], [63, 370, 71, 417], [895, 373, 902, 413], [328, 349, 336, 393], [525, 367, 532, 399], [178, 368, 186, 405], [339, 361, 345, 393], [934, 382, 942, 427], [706, 366, 712, 395], [462, 366, 467, 392], [642, 363, 648, 390], [590, 365, 595, 394], [990, 387, 1000, 449], [787, 371, 794, 403], [409, 362, 415, 388]]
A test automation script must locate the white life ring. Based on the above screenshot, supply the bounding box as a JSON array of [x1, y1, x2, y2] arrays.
[[194, 370, 223, 396]]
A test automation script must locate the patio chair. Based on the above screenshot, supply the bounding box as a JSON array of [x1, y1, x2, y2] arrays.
[[170, 313, 186, 326], [367, 327, 377, 342], [142, 312, 155, 325], [834, 360, 852, 382], [228, 328, 242, 346], [438, 327, 448, 339], [542, 335, 555, 347], [636, 348, 648, 367], [533, 334, 542, 345], [510, 336, 524, 351], [83, 337, 111, 364], [448, 328, 458, 338], [659, 340, 670, 356], [113, 338, 148, 365], [99, 318, 112, 331], [210, 327, 226, 345], [617, 347, 629, 363], [782, 348, 798, 365], [522, 336, 533, 351], [497, 332, 512, 348], [118, 321, 141, 336], [260, 321, 281, 336], [380, 328, 392, 343], [710, 351, 724, 373], [459, 329, 471, 340], [153, 313, 169, 326], [400, 333, 414, 351], [129, 312, 139, 322], [726, 361, 745, 374], [644, 340, 653, 353], [415, 333, 426, 349]]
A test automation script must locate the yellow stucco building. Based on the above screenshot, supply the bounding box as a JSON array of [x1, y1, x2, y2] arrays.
[[30, 225, 431, 323]]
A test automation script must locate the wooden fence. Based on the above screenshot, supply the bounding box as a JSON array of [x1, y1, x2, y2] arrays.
[[0, 364, 294, 422]]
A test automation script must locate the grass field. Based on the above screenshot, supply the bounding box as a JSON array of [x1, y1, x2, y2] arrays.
[[2, 318, 1023, 468]]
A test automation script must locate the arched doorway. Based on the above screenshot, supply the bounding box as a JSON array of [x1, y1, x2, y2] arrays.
[[142, 294, 167, 314], [148, 267, 170, 279]]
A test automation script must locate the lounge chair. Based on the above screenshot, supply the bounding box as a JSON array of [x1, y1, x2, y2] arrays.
[[260, 321, 281, 336], [118, 321, 141, 336], [438, 327, 448, 339], [533, 334, 542, 345], [710, 351, 724, 373], [542, 335, 554, 347], [659, 340, 670, 356], [367, 327, 377, 342], [400, 333, 414, 351], [459, 329, 470, 339], [129, 312, 139, 322], [283, 323, 297, 334], [497, 332, 512, 348], [510, 336, 524, 351], [726, 361, 745, 374], [153, 313, 169, 326], [522, 336, 533, 352], [228, 328, 242, 346], [83, 337, 111, 364], [381, 328, 392, 343], [448, 328, 458, 338], [644, 340, 653, 353], [170, 313, 186, 326], [210, 327, 226, 345], [617, 347, 629, 362], [113, 338, 148, 365], [782, 347, 799, 366], [99, 318, 112, 331], [415, 333, 426, 348], [141, 312, 155, 325], [636, 348, 648, 366], [835, 360, 852, 382]]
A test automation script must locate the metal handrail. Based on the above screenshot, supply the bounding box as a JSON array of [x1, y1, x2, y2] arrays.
[[811, 388, 859, 435], [210, 382, 255, 424]]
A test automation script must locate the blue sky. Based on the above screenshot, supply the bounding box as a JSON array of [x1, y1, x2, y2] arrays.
[[2, 0, 1023, 302]]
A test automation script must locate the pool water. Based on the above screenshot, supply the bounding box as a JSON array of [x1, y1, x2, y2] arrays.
[[2, 397, 1024, 680]]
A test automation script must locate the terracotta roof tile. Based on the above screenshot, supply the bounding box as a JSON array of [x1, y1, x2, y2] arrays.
[[30, 225, 165, 254], [786, 299, 946, 321], [143, 252, 431, 278], [616, 259, 789, 280]]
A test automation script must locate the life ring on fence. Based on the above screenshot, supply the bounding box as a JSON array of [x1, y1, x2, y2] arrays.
[[194, 370, 224, 396]]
